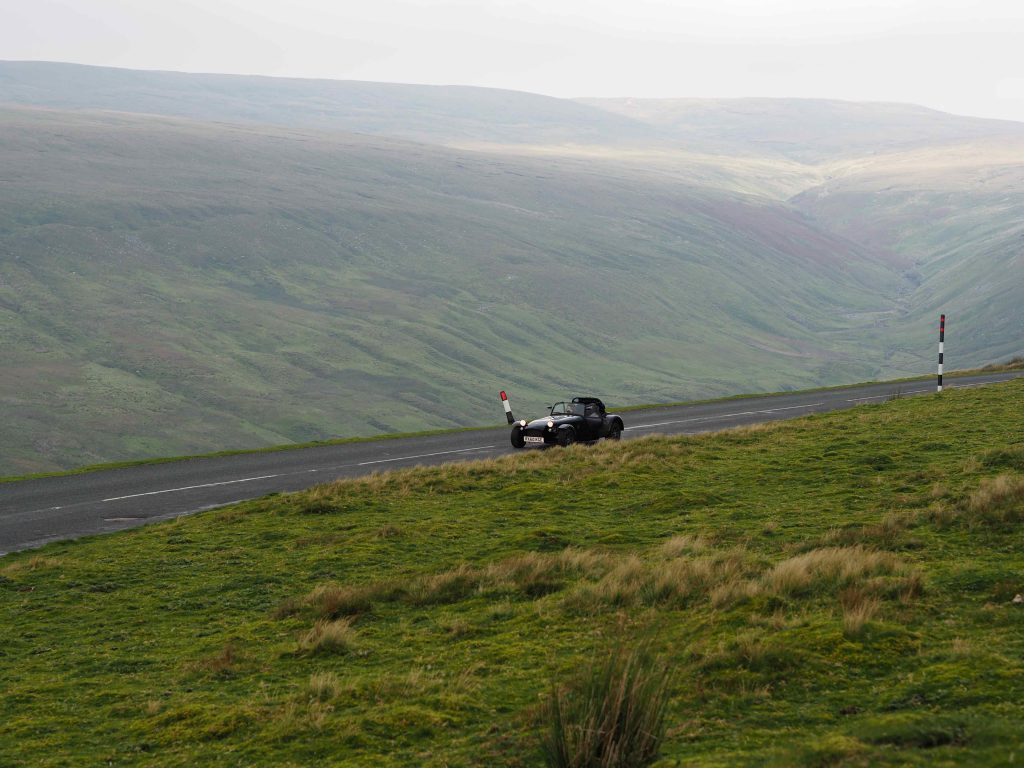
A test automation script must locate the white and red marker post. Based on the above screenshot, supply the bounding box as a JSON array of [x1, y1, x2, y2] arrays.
[[500, 391, 515, 424], [937, 314, 945, 393]]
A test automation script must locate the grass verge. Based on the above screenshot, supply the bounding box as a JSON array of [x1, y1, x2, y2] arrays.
[[2, 381, 1024, 764]]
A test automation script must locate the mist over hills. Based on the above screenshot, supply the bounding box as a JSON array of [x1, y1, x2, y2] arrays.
[[1, 61, 1021, 474], [0, 61, 659, 147]]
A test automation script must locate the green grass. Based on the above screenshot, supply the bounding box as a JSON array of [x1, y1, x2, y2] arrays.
[[0, 103, 953, 477], [2, 379, 1024, 765]]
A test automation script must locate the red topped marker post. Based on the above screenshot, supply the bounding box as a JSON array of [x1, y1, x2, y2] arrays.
[[500, 391, 515, 424], [937, 314, 945, 393]]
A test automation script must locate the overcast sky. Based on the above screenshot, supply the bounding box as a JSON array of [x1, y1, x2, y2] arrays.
[[4, 0, 1024, 122]]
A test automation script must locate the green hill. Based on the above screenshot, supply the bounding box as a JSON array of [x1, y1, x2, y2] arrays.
[[0, 60, 660, 146], [578, 97, 1024, 160], [0, 106, 904, 474], [792, 139, 1024, 366], [2, 380, 1023, 765], [1, 62, 1023, 474]]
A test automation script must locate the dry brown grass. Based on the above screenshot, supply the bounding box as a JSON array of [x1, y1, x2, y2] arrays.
[[298, 618, 356, 655], [1, 555, 61, 576], [926, 500, 958, 529], [376, 524, 402, 539], [709, 578, 760, 609], [840, 587, 880, 637], [701, 631, 799, 673], [144, 699, 163, 716], [659, 534, 709, 558], [483, 548, 614, 597], [304, 582, 377, 617], [949, 637, 974, 658], [966, 473, 1024, 525], [308, 671, 341, 702], [406, 563, 479, 605], [439, 616, 474, 637], [293, 548, 618, 617], [191, 642, 240, 676], [762, 546, 906, 597], [565, 546, 754, 614]]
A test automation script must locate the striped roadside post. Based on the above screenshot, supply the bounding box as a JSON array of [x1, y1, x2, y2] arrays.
[[500, 391, 515, 424], [937, 314, 945, 393]]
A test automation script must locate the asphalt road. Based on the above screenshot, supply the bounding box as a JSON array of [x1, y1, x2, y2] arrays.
[[2, 371, 1021, 555]]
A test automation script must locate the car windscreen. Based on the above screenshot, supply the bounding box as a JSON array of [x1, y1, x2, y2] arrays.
[[551, 401, 585, 416]]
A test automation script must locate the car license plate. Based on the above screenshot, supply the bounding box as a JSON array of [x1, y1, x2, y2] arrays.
[[524, 436, 544, 444]]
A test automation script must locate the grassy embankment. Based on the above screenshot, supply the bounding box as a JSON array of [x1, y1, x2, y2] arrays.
[[2, 380, 1024, 765]]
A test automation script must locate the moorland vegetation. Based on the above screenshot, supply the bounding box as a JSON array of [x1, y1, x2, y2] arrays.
[[1, 380, 1023, 765], [1, 62, 1024, 473]]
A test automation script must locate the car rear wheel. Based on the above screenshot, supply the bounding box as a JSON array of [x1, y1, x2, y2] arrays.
[[558, 428, 576, 447]]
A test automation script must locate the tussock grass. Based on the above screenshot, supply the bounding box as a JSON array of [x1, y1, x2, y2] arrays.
[[762, 546, 907, 597], [291, 548, 617, 618], [840, 587, 881, 637], [297, 619, 356, 656], [965, 473, 1024, 525], [565, 546, 755, 614], [659, 534, 710, 558], [192, 643, 241, 677], [376, 524, 402, 539], [541, 643, 671, 768], [701, 631, 800, 674], [308, 672, 341, 702], [1, 555, 61, 575], [304, 583, 377, 617]]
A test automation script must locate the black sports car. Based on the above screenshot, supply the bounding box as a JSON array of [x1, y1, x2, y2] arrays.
[[511, 397, 624, 448]]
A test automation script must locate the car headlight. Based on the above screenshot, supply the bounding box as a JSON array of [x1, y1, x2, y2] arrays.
[[520, 420, 527, 427], [547, 420, 555, 429]]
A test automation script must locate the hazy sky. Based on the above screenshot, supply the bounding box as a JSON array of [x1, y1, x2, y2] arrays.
[[4, 0, 1024, 121]]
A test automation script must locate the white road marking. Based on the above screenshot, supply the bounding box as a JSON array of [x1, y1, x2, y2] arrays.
[[357, 446, 496, 466], [846, 384, 978, 403], [103, 473, 282, 502], [843, 391, 933, 403], [94, 447, 494, 504], [625, 402, 824, 431]]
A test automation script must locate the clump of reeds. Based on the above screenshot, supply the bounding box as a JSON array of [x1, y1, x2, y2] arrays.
[[540, 643, 672, 768]]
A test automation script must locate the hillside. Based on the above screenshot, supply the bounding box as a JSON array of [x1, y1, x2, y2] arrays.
[[0, 61, 660, 147], [792, 140, 1024, 367], [0, 106, 905, 475], [1, 62, 1023, 473], [578, 97, 1024, 161], [2, 381, 1023, 765]]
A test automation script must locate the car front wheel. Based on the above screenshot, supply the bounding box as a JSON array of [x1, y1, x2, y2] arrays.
[[558, 428, 576, 447], [511, 427, 525, 449], [607, 422, 622, 440]]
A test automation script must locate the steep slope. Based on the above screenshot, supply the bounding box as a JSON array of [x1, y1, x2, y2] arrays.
[[793, 140, 1024, 367], [0, 107, 902, 474]]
